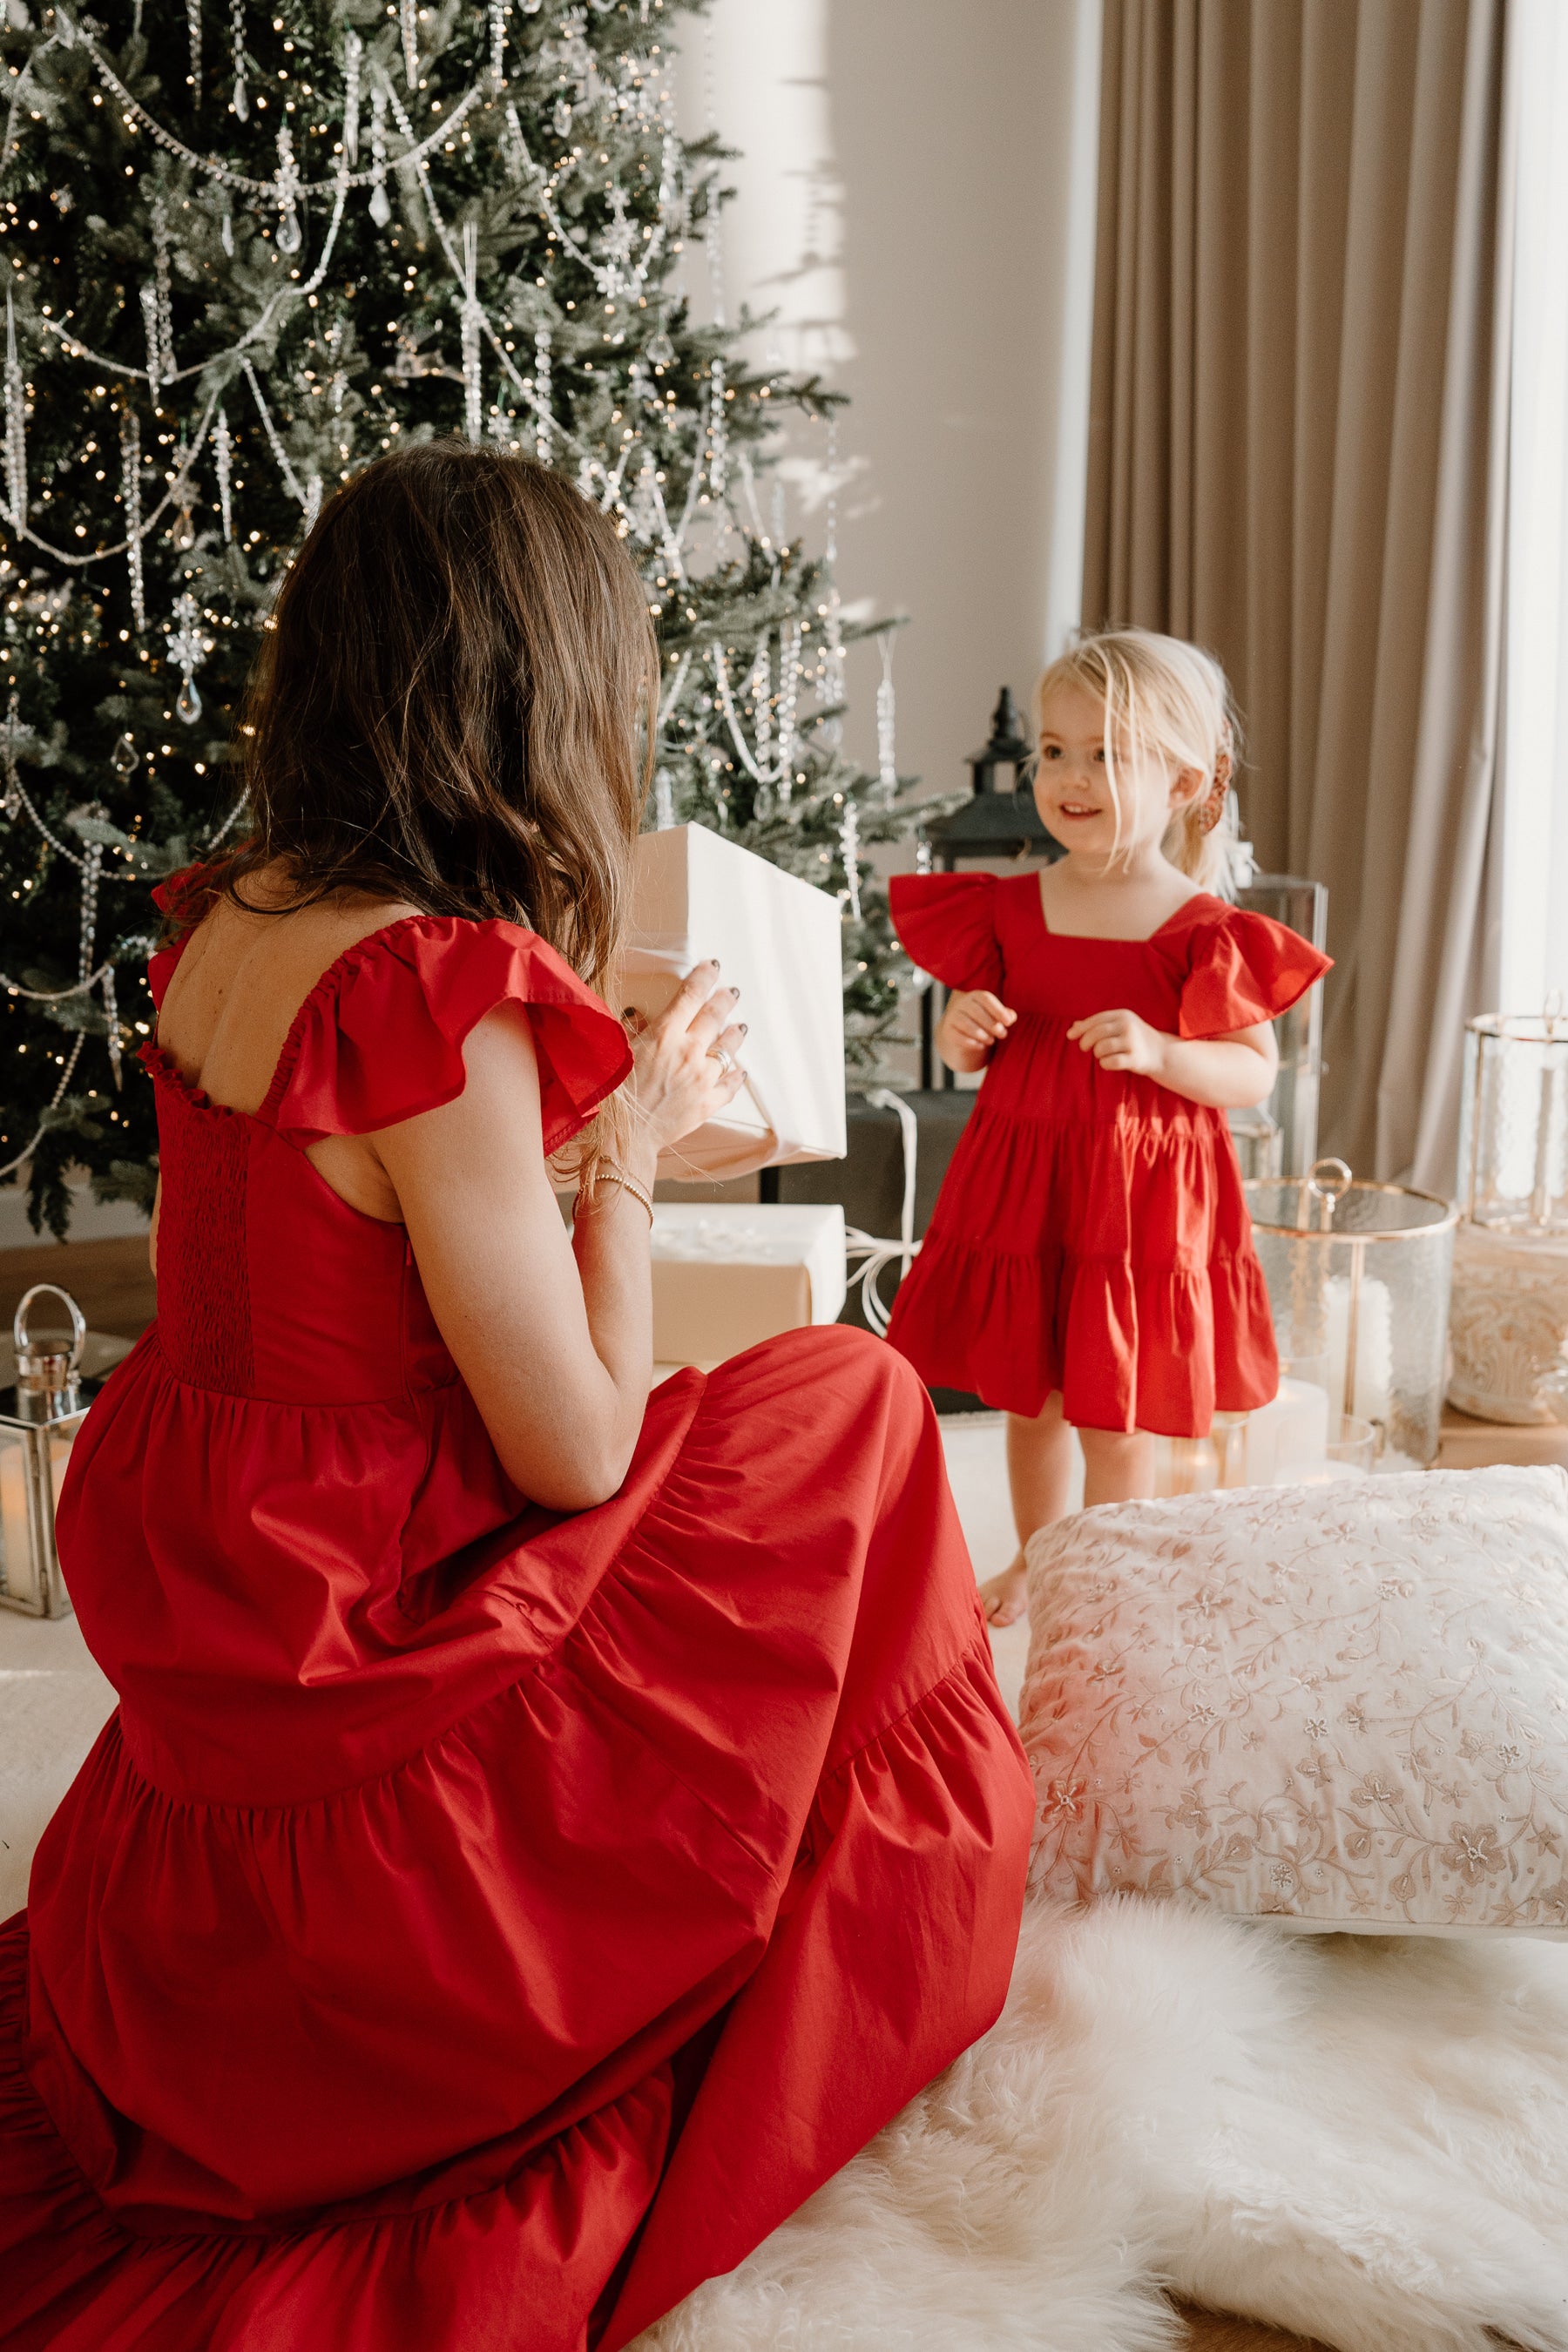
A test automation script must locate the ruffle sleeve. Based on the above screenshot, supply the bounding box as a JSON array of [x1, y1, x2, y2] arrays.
[[889, 873, 1003, 994], [1178, 909, 1332, 1038], [264, 916, 632, 1156], [146, 862, 223, 1010]]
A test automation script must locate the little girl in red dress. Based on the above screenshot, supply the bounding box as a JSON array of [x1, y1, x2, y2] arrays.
[[889, 627, 1330, 1625]]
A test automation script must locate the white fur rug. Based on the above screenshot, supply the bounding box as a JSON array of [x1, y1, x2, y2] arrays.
[[639, 1896, 1568, 2352]]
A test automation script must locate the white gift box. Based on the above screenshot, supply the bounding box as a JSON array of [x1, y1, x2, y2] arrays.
[[623, 823, 847, 1180], [651, 1203, 847, 1367]]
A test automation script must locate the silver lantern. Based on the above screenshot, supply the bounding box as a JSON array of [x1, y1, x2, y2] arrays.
[[0, 1284, 100, 1619]]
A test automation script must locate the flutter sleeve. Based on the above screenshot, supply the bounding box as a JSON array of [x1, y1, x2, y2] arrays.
[[1178, 909, 1332, 1039], [265, 916, 632, 1156], [888, 873, 1003, 994], [146, 862, 223, 1010]]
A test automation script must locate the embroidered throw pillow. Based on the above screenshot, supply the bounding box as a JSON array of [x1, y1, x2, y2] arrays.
[[1021, 1466, 1568, 1936]]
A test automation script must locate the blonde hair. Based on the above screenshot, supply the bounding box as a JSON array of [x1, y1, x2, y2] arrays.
[[1037, 626, 1243, 895]]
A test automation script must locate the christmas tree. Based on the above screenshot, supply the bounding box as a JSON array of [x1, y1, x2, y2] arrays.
[[0, 0, 918, 1238]]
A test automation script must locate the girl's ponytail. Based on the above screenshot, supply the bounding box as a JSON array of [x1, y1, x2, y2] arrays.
[[1167, 730, 1239, 895]]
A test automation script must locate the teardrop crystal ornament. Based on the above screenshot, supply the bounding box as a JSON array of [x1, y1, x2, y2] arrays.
[[369, 181, 392, 227], [176, 678, 203, 726], [109, 733, 140, 779], [233, 75, 248, 122], [552, 98, 573, 138], [645, 330, 674, 368]]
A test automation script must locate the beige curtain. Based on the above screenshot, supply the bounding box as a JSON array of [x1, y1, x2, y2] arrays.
[[1084, 0, 1514, 1188]]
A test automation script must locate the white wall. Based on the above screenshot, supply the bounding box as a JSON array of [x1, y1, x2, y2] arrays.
[[685, 0, 1102, 807]]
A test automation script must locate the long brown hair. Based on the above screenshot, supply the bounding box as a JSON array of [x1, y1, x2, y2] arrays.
[[208, 439, 658, 1011]]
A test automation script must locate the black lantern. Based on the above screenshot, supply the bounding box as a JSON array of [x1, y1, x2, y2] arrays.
[[918, 687, 1062, 1085]]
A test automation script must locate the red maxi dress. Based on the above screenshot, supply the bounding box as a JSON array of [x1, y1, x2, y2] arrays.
[[887, 874, 1331, 1434], [0, 901, 1034, 2352]]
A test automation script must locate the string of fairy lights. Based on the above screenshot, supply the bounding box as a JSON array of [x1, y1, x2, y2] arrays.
[[0, 0, 902, 1188]]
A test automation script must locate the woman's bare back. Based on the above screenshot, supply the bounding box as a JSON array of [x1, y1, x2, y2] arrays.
[[155, 865, 421, 1223]]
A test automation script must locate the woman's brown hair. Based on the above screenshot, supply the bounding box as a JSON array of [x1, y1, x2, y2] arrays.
[[205, 439, 659, 1014]]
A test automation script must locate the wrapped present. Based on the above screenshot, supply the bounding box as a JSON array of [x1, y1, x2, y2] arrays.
[[1448, 1220, 1568, 1424], [652, 1203, 847, 1367], [623, 824, 847, 1180]]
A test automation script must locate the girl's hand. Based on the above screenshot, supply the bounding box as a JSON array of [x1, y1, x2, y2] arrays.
[[1067, 1007, 1169, 1078], [624, 961, 747, 1160], [942, 990, 1017, 1054]]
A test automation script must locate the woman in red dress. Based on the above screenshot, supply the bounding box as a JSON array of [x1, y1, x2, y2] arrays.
[[0, 445, 1033, 2350], [888, 630, 1330, 1628]]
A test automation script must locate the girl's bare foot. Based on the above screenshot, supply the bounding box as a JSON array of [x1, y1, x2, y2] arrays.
[[977, 1553, 1029, 1627]]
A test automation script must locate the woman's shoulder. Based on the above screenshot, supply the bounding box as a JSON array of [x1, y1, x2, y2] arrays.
[[262, 912, 631, 1155]]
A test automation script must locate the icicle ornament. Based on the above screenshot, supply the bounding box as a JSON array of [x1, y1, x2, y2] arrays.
[[368, 82, 391, 227], [213, 408, 233, 541], [119, 412, 145, 631], [230, 0, 248, 121], [840, 796, 862, 923], [460, 222, 483, 443], [532, 322, 552, 462], [342, 30, 362, 165], [654, 768, 674, 830], [3, 293, 27, 532], [274, 125, 303, 256], [876, 632, 898, 802]]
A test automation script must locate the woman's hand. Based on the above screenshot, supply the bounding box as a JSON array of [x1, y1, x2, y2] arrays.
[[937, 988, 1017, 1073], [1067, 1007, 1167, 1078], [624, 960, 747, 1165]]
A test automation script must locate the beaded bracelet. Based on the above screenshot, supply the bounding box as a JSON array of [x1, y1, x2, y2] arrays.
[[578, 1163, 655, 1227]]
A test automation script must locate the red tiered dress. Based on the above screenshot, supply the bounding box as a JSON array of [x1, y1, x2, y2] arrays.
[[0, 903, 1033, 2352], [888, 874, 1331, 1434]]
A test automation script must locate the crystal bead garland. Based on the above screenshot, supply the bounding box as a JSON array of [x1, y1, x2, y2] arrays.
[[488, 0, 508, 87], [139, 287, 162, 402], [3, 292, 27, 532], [775, 622, 801, 805], [876, 632, 898, 803], [342, 30, 362, 165], [747, 639, 773, 778], [186, 0, 202, 105], [532, 322, 551, 462], [401, 0, 419, 86], [119, 412, 145, 632], [368, 81, 391, 227], [230, 0, 248, 121]]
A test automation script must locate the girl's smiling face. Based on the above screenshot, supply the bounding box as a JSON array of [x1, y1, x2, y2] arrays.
[[1033, 679, 1203, 863]]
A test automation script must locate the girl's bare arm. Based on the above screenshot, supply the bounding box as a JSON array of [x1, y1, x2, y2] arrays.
[[1067, 1008, 1278, 1109]]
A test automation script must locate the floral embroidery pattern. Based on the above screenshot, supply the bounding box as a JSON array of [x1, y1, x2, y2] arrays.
[[1019, 1467, 1568, 1935]]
